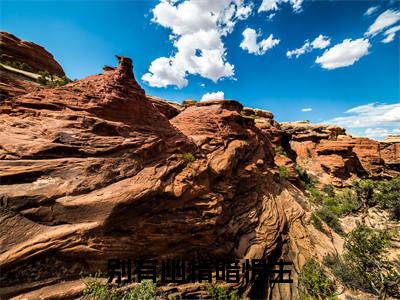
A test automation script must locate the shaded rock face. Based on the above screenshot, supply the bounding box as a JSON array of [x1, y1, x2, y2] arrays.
[[1, 56, 338, 299], [0, 32, 65, 76], [0, 65, 43, 100], [380, 142, 400, 172], [146, 95, 181, 119]]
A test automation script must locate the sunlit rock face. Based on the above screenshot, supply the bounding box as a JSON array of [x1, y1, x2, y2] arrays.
[[1, 56, 335, 299]]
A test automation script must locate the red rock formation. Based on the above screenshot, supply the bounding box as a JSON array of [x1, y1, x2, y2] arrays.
[[2, 33, 394, 299], [147, 95, 181, 119], [1, 56, 339, 299], [243, 115, 399, 187], [0, 65, 43, 100], [271, 121, 400, 186], [0, 32, 65, 76]]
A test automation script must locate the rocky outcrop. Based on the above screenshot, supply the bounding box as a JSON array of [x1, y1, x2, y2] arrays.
[[0, 56, 342, 299], [146, 95, 181, 119], [0, 64, 43, 100], [280, 121, 345, 142], [0, 32, 65, 76], [256, 120, 400, 186], [0, 33, 396, 299], [384, 134, 400, 143]]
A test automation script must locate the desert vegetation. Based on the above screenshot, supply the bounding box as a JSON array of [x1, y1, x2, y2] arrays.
[[82, 274, 242, 300], [297, 258, 336, 299], [307, 178, 400, 234], [324, 224, 400, 299], [0, 58, 32, 72], [37, 70, 72, 87]]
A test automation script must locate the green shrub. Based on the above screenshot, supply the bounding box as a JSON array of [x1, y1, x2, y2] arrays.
[[123, 280, 156, 300], [321, 189, 360, 217], [82, 275, 157, 300], [0, 59, 32, 71], [321, 184, 335, 197], [82, 272, 119, 300], [298, 258, 336, 299], [37, 71, 71, 87], [311, 213, 324, 232], [278, 165, 289, 182], [306, 186, 324, 204], [323, 254, 356, 290], [315, 206, 342, 234], [205, 283, 240, 300], [373, 178, 400, 220], [296, 164, 316, 189], [274, 145, 288, 156], [182, 152, 195, 167], [326, 224, 400, 298], [353, 179, 376, 207], [37, 71, 50, 85]]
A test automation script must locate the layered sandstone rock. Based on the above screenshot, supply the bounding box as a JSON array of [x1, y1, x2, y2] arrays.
[[146, 95, 181, 119], [267, 121, 400, 186], [0, 64, 43, 100], [0, 32, 65, 76], [0, 56, 341, 299]]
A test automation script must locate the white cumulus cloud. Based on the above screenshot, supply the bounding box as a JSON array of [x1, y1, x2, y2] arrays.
[[201, 91, 225, 101], [364, 6, 379, 16], [301, 108, 312, 112], [365, 9, 400, 37], [311, 34, 331, 49], [287, 34, 330, 58], [315, 38, 370, 69], [240, 28, 280, 55], [258, 0, 303, 14], [142, 0, 253, 88]]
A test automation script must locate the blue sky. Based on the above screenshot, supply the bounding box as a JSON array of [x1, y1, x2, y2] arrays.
[[1, 0, 399, 140]]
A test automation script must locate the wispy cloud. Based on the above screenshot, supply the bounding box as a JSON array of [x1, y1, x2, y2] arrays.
[[365, 9, 400, 37], [364, 6, 379, 17], [382, 25, 400, 43], [287, 34, 330, 58], [325, 103, 400, 140], [301, 108, 312, 112]]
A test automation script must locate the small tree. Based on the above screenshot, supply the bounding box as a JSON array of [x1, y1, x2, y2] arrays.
[[278, 165, 289, 182], [37, 70, 50, 85], [298, 258, 336, 299], [353, 179, 376, 207], [331, 224, 400, 298], [373, 179, 400, 220]]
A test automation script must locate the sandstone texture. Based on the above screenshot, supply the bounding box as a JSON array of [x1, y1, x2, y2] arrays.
[[0, 32, 65, 76], [0, 64, 43, 100], [260, 121, 400, 186], [0, 33, 398, 299], [0, 56, 341, 299]]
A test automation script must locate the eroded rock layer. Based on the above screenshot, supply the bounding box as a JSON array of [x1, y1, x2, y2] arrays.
[[0, 32, 65, 76], [0, 57, 335, 299], [256, 120, 400, 187]]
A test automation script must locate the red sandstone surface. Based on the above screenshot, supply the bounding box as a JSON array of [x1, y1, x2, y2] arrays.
[[0, 33, 398, 299]]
